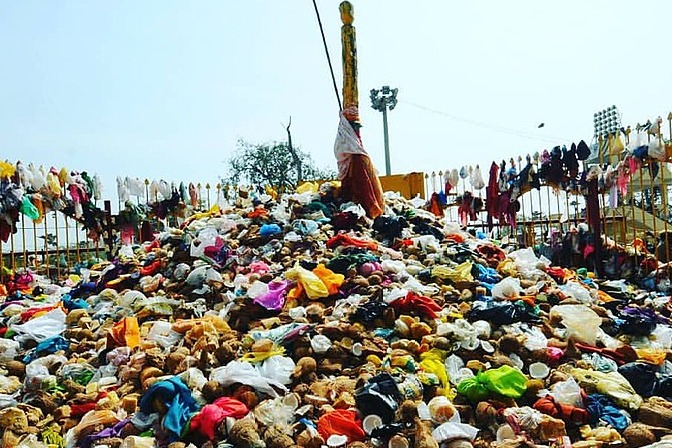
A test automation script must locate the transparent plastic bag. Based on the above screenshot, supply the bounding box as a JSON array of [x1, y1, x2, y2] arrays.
[[0, 339, 20, 363], [147, 321, 183, 348], [253, 394, 299, 427], [550, 377, 583, 407], [560, 281, 593, 304], [550, 304, 601, 345]]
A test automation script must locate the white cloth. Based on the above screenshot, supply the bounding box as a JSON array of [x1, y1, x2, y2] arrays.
[[334, 112, 368, 180]]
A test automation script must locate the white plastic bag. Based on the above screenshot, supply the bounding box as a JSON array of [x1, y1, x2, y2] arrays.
[[147, 321, 183, 348], [253, 394, 299, 427], [560, 281, 593, 304], [0, 339, 20, 363], [210, 360, 287, 397], [190, 227, 219, 258], [11, 308, 66, 343], [522, 327, 548, 351], [256, 355, 295, 385], [246, 280, 269, 299], [491, 277, 522, 299], [432, 422, 479, 443], [550, 377, 583, 408]]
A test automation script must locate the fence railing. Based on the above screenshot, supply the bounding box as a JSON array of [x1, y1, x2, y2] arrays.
[[1, 114, 670, 282]]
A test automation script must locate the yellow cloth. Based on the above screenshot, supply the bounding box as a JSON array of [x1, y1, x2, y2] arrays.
[[312, 264, 345, 295], [285, 263, 329, 299]]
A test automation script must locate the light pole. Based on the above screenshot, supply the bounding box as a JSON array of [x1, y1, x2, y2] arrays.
[[370, 86, 398, 176]]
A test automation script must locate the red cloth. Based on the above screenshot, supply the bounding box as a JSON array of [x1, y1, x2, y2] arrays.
[[70, 402, 97, 416], [20, 305, 58, 323], [533, 395, 589, 425], [573, 342, 637, 365], [458, 192, 477, 227], [140, 260, 162, 276], [486, 162, 500, 219], [317, 409, 366, 442], [390, 291, 443, 319], [190, 397, 248, 440], [340, 154, 384, 219], [327, 233, 378, 251]]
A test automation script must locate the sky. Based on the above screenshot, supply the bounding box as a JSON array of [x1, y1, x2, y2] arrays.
[[1, 0, 671, 206]]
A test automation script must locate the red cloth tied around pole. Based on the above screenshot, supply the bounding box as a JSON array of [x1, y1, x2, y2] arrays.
[[334, 111, 384, 219], [390, 291, 443, 319], [189, 397, 248, 440]]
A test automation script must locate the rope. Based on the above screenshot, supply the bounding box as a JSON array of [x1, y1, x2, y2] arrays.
[[312, 0, 342, 111]]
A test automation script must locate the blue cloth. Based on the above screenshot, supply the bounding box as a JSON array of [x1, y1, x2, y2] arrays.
[[474, 263, 500, 283], [292, 219, 318, 236], [62, 293, 90, 311], [139, 377, 200, 441], [259, 223, 282, 237], [23, 335, 70, 363], [585, 393, 629, 431]]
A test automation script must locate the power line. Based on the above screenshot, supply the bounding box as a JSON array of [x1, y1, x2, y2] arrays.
[[312, 0, 342, 112], [400, 99, 569, 145]]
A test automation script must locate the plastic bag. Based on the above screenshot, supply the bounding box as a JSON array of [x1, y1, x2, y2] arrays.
[[550, 304, 601, 345], [560, 281, 593, 304], [419, 349, 449, 394], [11, 308, 67, 343], [648, 139, 666, 161], [253, 394, 298, 427], [456, 375, 490, 402], [190, 227, 220, 258], [147, 321, 183, 348], [432, 422, 479, 444], [522, 326, 548, 351], [20, 195, 39, 220], [318, 409, 366, 442], [491, 277, 522, 299], [432, 261, 473, 283], [256, 355, 295, 385], [120, 436, 156, 448], [246, 280, 269, 299], [550, 377, 583, 408], [0, 339, 20, 363], [482, 365, 527, 398], [210, 360, 287, 397]]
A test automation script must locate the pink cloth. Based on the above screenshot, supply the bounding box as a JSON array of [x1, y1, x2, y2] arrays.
[[189, 397, 248, 440]]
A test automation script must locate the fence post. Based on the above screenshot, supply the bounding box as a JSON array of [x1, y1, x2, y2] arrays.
[[586, 178, 603, 276], [104, 200, 114, 261]]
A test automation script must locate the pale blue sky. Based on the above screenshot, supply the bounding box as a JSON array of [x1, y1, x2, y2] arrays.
[[1, 1, 671, 202]]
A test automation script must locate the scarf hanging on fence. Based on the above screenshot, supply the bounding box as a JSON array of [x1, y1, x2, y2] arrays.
[[486, 162, 500, 223]]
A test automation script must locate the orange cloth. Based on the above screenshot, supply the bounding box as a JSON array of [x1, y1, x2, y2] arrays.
[[312, 264, 345, 295], [108, 316, 140, 349]]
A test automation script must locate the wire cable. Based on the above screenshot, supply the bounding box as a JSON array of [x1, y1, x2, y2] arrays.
[[312, 0, 342, 111], [400, 99, 569, 145]]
